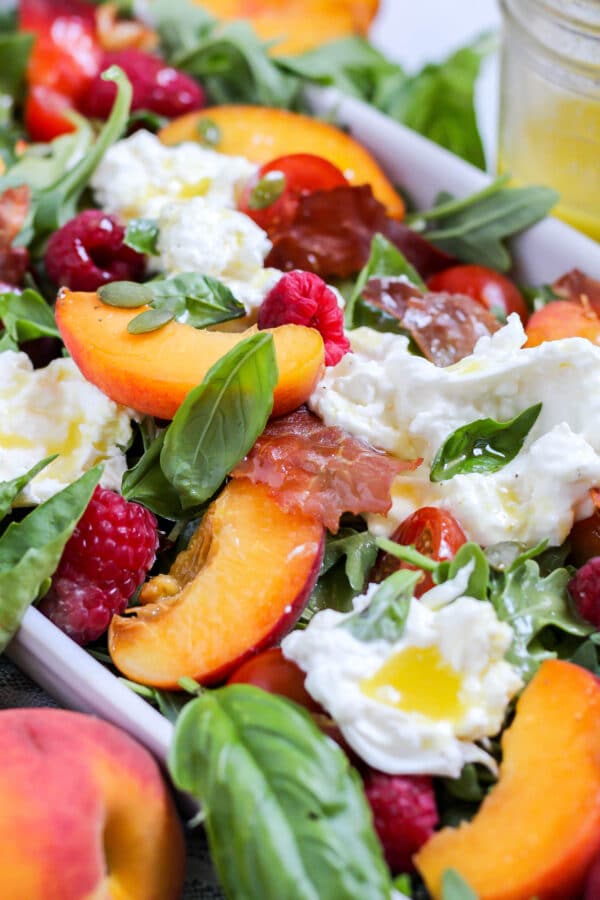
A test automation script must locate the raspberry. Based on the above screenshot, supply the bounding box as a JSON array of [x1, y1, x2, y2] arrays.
[[257, 270, 350, 366], [363, 769, 438, 873], [568, 557, 600, 627], [78, 49, 205, 120], [44, 210, 145, 291], [38, 486, 158, 645]]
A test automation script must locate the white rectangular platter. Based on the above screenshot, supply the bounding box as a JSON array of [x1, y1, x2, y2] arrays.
[[7, 88, 600, 764]]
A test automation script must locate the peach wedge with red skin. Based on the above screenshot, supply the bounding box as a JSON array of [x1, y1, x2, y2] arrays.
[[0, 708, 184, 900], [109, 478, 325, 689], [416, 660, 600, 900], [55, 288, 325, 420], [159, 104, 405, 219]]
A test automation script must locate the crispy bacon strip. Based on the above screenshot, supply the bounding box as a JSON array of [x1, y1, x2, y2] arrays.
[[553, 269, 600, 314], [232, 407, 421, 533], [0, 185, 30, 287], [266, 184, 453, 280], [361, 278, 500, 366]]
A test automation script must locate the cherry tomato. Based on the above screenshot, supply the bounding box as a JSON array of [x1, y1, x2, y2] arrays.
[[428, 264, 529, 324], [238, 153, 349, 233], [25, 85, 75, 142], [227, 647, 322, 714], [372, 507, 467, 596]]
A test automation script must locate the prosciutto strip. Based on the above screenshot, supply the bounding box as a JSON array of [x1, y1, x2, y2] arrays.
[[554, 269, 600, 313], [232, 407, 421, 533], [0, 185, 30, 288], [361, 278, 501, 366]]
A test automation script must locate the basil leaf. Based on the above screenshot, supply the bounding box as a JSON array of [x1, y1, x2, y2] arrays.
[[124, 218, 159, 255], [0, 289, 60, 343], [346, 233, 425, 328], [0, 466, 102, 651], [169, 686, 393, 900], [442, 869, 478, 900], [0, 456, 57, 522], [161, 332, 277, 508], [430, 403, 542, 483], [121, 430, 189, 520], [149, 273, 246, 329], [418, 178, 558, 272], [342, 568, 421, 642], [489, 559, 592, 681], [0, 33, 33, 99]]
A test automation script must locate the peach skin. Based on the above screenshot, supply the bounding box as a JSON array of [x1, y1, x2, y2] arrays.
[[415, 659, 600, 900], [159, 105, 405, 219], [55, 288, 324, 420], [109, 478, 325, 688], [0, 708, 184, 900], [525, 300, 600, 347]]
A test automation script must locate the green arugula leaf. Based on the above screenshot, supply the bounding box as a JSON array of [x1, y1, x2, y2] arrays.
[[0, 456, 57, 522], [169, 686, 393, 900], [0, 33, 34, 99], [161, 332, 276, 508], [151, 0, 215, 58], [521, 283, 560, 313], [489, 559, 592, 680], [346, 233, 425, 328], [437, 542, 490, 601], [412, 177, 558, 272], [124, 218, 159, 255], [442, 868, 478, 900], [430, 403, 542, 483], [0, 466, 102, 651], [121, 677, 195, 724], [2, 66, 132, 252], [342, 569, 421, 642], [0, 289, 60, 344]]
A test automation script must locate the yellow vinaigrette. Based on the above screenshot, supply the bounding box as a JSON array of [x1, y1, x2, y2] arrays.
[[361, 645, 466, 723]]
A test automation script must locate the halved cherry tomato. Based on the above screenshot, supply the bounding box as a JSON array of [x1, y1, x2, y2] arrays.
[[372, 507, 467, 596], [428, 264, 529, 324], [24, 85, 75, 142], [227, 647, 322, 713], [238, 153, 349, 233]]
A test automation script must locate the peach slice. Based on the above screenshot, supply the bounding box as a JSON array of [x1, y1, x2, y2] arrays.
[[55, 288, 324, 420], [109, 478, 324, 688], [159, 105, 405, 219], [525, 300, 600, 347], [192, 0, 379, 55], [0, 708, 184, 900], [415, 660, 600, 900]]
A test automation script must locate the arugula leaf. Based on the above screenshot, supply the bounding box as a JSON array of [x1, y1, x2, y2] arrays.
[[124, 218, 159, 255], [169, 685, 393, 900], [442, 869, 478, 900], [0, 466, 102, 651], [411, 177, 558, 272], [151, 0, 215, 58], [121, 677, 195, 724], [489, 559, 592, 680], [0, 289, 60, 344], [521, 283, 560, 313], [0, 456, 57, 522], [161, 332, 276, 508], [430, 403, 542, 483], [342, 569, 421, 642], [437, 542, 490, 601], [0, 33, 34, 99], [2, 66, 132, 252], [346, 233, 425, 328]]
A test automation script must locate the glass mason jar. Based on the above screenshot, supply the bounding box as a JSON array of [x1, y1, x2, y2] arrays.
[[498, 0, 600, 241]]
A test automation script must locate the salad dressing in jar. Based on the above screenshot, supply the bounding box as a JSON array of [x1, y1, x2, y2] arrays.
[[498, 0, 600, 240]]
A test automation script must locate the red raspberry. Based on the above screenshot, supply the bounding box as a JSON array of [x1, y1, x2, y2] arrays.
[[363, 769, 438, 873], [44, 210, 145, 291], [78, 49, 205, 120], [568, 557, 600, 627], [257, 270, 350, 366], [38, 486, 158, 645]]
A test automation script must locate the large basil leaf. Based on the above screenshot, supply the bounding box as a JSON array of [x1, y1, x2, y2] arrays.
[[161, 332, 276, 508], [0, 456, 57, 522], [346, 233, 425, 328], [169, 686, 393, 900], [489, 559, 592, 681], [0, 466, 102, 651], [342, 568, 421, 642], [0, 289, 60, 344], [430, 403, 542, 483], [410, 176, 559, 272]]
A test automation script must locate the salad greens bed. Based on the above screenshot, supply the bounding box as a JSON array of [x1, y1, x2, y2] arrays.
[[0, 1, 596, 898]]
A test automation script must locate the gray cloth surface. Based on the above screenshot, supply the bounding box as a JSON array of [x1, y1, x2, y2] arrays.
[[0, 656, 224, 900]]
